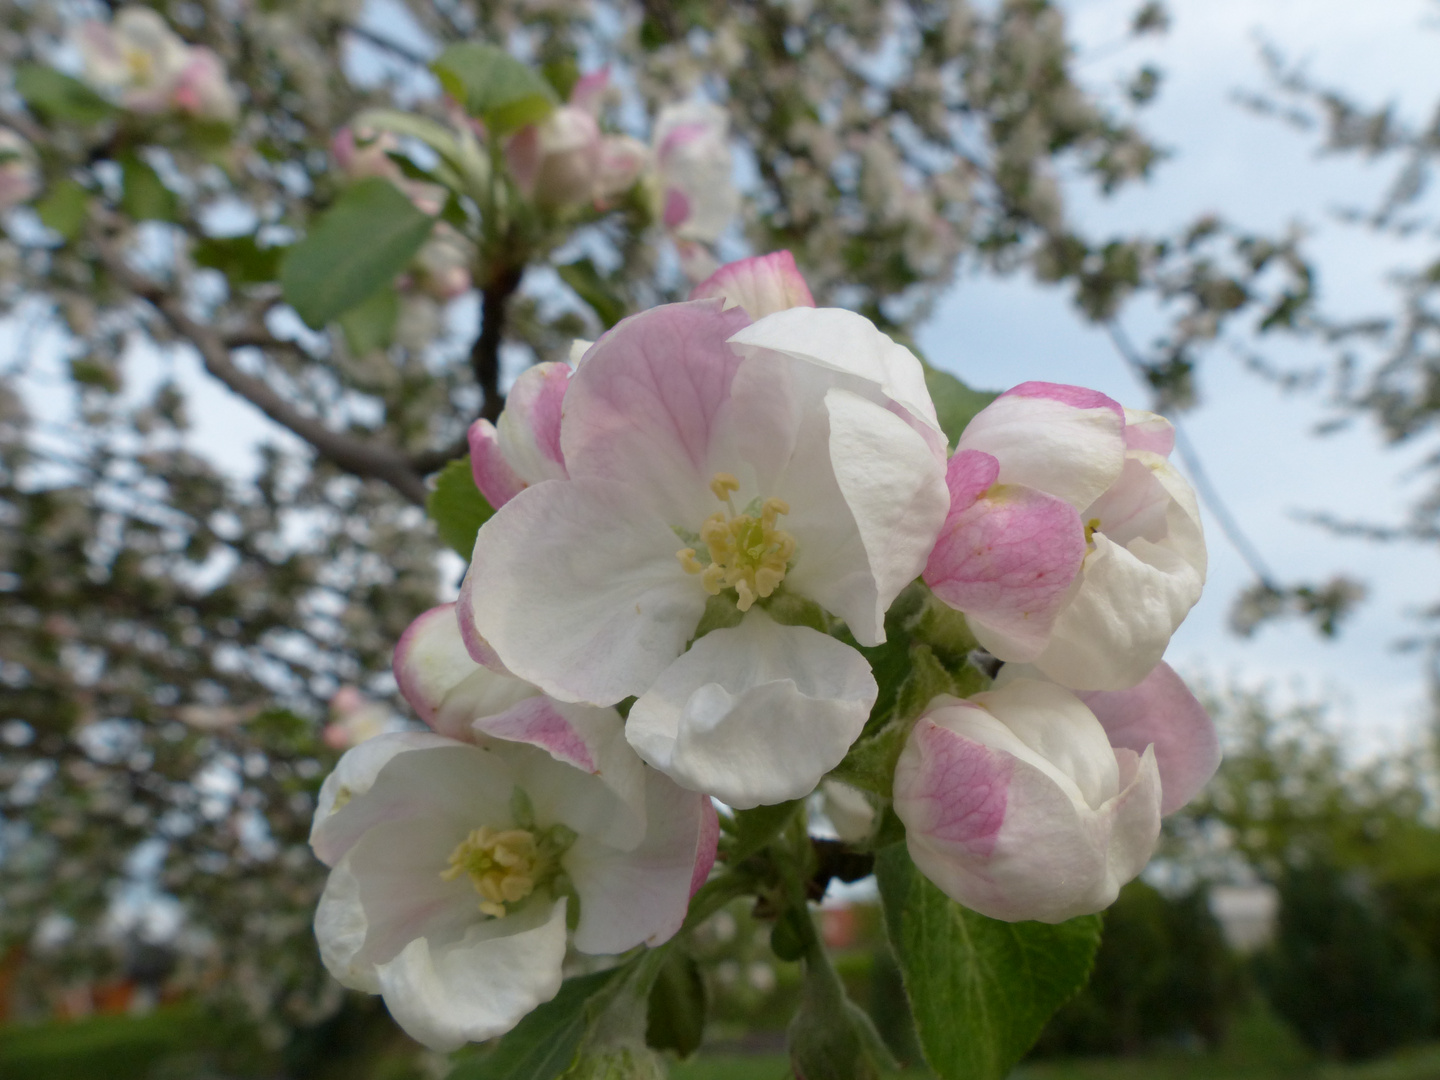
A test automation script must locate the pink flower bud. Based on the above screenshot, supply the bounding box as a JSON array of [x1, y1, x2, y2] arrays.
[[893, 678, 1161, 923], [171, 48, 238, 123]]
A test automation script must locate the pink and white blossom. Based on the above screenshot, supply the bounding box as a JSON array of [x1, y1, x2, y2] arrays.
[[308, 603, 716, 1050], [323, 686, 392, 750], [893, 678, 1162, 923], [0, 129, 40, 210], [507, 70, 647, 210], [924, 383, 1206, 690], [78, 7, 237, 121], [331, 126, 445, 215], [460, 299, 949, 806], [652, 102, 738, 244], [690, 251, 816, 319]]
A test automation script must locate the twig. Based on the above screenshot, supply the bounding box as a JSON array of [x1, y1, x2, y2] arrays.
[[95, 227, 431, 506], [473, 266, 524, 422]]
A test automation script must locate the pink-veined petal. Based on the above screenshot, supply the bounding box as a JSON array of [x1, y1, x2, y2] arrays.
[[1079, 662, 1220, 815], [495, 361, 569, 486], [689, 251, 816, 319], [561, 300, 752, 526], [1123, 407, 1175, 456]]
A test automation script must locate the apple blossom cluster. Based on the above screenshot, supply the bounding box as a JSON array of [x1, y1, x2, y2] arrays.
[[311, 251, 1219, 1047], [76, 7, 239, 123]]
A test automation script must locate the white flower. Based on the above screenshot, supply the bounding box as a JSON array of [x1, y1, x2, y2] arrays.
[[309, 604, 717, 1051], [460, 300, 949, 806], [652, 102, 739, 243], [77, 7, 237, 121]]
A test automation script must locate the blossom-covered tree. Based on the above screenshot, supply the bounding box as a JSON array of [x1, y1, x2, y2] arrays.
[[0, 1, 1249, 1075]]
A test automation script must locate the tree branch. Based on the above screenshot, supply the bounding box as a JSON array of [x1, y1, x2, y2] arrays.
[[95, 231, 431, 506], [473, 265, 524, 422]]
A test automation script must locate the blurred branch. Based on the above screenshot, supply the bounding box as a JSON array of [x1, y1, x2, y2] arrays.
[[94, 224, 431, 505], [473, 266, 524, 422]]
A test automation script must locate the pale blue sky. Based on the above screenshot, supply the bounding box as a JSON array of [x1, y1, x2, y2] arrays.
[[919, 0, 1440, 753]]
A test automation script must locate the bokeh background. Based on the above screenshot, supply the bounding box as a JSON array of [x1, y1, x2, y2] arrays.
[[5, 0, 1440, 1077]]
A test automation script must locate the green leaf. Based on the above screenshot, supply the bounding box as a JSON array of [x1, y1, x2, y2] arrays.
[[447, 968, 623, 1080], [556, 258, 627, 329], [723, 800, 802, 864], [337, 286, 399, 355], [875, 846, 1102, 1080], [431, 44, 557, 135], [15, 65, 115, 125], [35, 179, 90, 239], [120, 155, 178, 222], [192, 234, 287, 286], [923, 363, 997, 449], [645, 949, 706, 1059], [280, 178, 435, 329], [427, 458, 495, 557]]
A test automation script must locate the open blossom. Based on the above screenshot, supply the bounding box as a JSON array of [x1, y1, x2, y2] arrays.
[[690, 250, 816, 319], [78, 7, 237, 121], [460, 296, 949, 807], [894, 678, 1164, 923], [310, 603, 716, 1051], [924, 383, 1206, 691], [467, 360, 570, 511], [507, 70, 647, 210], [323, 686, 391, 750], [0, 129, 40, 210], [652, 102, 738, 244]]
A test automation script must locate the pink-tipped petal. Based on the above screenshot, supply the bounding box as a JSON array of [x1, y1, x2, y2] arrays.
[[1079, 662, 1220, 815], [1123, 408, 1176, 456], [663, 187, 692, 229], [958, 385, 1126, 512], [455, 571, 514, 675], [691, 797, 719, 897], [496, 362, 569, 484], [468, 420, 526, 509], [689, 251, 816, 319], [569, 67, 610, 113], [926, 480, 1085, 662], [561, 300, 752, 525], [943, 448, 1001, 510], [393, 604, 478, 726]]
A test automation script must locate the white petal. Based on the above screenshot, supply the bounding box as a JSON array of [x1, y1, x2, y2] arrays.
[[375, 898, 568, 1052], [958, 389, 1126, 512], [315, 856, 377, 991], [312, 740, 513, 869], [565, 769, 708, 954], [802, 389, 947, 644], [489, 701, 649, 852], [311, 732, 463, 865], [727, 307, 944, 452], [1034, 533, 1203, 691], [626, 611, 876, 808], [464, 478, 708, 704]]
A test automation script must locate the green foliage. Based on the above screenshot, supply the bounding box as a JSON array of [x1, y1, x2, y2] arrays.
[[120, 154, 178, 222], [14, 64, 115, 124], [338, 286, 400, 355], [447, 968, 624, 1080], [1257, 863, 1436, 1061], [426, 458, 496, 557], [280, 178, 435, 329], [1036, 880, 1240, 1056], [723, 800, 802, 864], [557, 259, 628, 329], [646, 949, 708, 1058], [922, 364, 998, 448], [876, 846, 1103, 1080], [192, 233, 288, 286], [431, 44, 558, 134], [35, 179, 90, 239]]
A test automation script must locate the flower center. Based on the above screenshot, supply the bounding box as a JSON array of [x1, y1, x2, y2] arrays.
[[441, 823, 573, 919], [676, 472, 796, 612]]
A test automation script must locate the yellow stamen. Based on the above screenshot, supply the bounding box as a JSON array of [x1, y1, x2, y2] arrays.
[[1084, 517, 1102, 544], [678, 473, 798, 612], [441, 826, 540, 919]]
